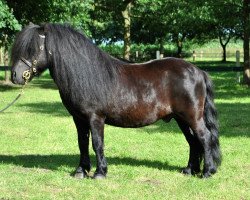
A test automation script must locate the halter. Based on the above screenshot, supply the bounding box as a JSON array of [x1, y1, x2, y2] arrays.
[[0, 34, 48, 113], [21, 34, 46, 83]]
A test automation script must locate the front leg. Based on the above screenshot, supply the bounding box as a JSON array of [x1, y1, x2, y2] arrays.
[[73, 116, 91, 179], [90, 114, 107, 179]]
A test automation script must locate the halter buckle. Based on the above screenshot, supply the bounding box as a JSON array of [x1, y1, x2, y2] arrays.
[[23, 70, 31, 82], [32, 67, 37, 73]]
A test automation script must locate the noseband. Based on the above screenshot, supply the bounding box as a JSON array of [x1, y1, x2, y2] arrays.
[[1, 35, 48, 113], [21, 34, 45, 83]]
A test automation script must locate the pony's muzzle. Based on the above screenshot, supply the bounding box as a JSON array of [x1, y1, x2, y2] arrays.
[[11, 71, 17, 84]]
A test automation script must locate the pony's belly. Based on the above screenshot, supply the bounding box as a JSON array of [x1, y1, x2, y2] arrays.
[[105, 107, 171, 128], [105, 116, 158, 128]]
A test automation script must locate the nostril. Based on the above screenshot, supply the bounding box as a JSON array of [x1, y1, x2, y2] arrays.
[[11, 71, 17, 84]]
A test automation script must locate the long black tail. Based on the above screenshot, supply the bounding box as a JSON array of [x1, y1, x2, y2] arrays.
[[203, 71, 222, 167]]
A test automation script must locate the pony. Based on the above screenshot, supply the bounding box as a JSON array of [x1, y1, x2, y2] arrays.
[[11, 23, 221, 179]]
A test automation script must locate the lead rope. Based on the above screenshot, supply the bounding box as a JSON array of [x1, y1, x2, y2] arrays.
[[0, 34, 46, 113], [0, 75, 28, 113]]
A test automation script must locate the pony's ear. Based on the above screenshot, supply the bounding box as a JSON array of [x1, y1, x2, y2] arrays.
[[43, 23, 49, 34], [37, 26, 45, 37], [29, 22, 34, 26], [40, 23, 49, 34]]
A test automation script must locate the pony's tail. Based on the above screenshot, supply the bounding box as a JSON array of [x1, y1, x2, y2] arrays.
[[203, 71, 222, 168]]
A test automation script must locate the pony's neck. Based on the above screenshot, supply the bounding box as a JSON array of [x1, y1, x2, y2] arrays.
[[46, 25, 124, 104]]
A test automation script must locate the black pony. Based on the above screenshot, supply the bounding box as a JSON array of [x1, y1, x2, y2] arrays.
[[11, 23, 221, 179]]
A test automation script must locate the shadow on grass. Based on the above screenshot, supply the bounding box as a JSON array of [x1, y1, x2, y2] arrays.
[[217, 103, 250, 138], [193, 61, 238, 68], [0, 82, 21, 92], [30, 78, 58, 90], [0, 154, 181, 173], [210, 72, 250, 100], [16, 101, 250, 138], [17, 102, 69, 117], [141, 102, 250, 138]]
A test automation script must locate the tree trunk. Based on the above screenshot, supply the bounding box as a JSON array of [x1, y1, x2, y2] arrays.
[[219, 34, 230, 62], [4, 48, 9, 83], [243, 0, 250, 85], [173, 33, 186, 58], [0, 47, 2, 64], [122, 1, 132, 60], [222, 45, 226, 62], [177, 41, 182, 58], [3, 34, 10, 83], [159, 38, 164, 54]]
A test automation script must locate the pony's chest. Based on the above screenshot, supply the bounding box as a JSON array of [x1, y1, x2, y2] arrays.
[[59, 91, 97, 114]]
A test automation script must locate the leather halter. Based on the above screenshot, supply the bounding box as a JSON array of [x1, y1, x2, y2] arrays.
[[21, 34, 45, 83]]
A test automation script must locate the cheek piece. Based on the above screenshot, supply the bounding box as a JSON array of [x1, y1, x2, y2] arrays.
[[21, 34, 45, 84]]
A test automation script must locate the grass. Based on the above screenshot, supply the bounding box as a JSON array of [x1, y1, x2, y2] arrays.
[[0, 69, 249, 199]]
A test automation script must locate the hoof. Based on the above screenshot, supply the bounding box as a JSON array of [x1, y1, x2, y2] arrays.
[[74, 172, 85, 179], [202, 166, 217, 178], [74, 167, 88, 179], [93, 173, 106, 180], [202, 169, 216, 178], [202, 172, 212, 178], [181, 167, 192, 175], [182, 167, 201, 176]]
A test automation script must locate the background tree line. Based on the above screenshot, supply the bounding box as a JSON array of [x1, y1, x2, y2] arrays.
[[1, 0, 250, 85]]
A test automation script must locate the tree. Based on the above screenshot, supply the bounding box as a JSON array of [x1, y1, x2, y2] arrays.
[[0, 0, 21, 82], [91, 0, 135, 59], [242, 0, 250, 85], [132, 0, 215, 57], [89, 0, 124, 45], [49, 0, 93, 36], [206, 1, 241, 62], [6, 0, 51, 25], [131, 0, 169, 52], [122, 0, 134, 60], [7, 0, 92, 35]]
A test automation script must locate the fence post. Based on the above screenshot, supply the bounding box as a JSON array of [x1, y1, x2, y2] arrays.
[[0, 47, 2, 64], [156, 50, 160, 59], [193, 50, 196, 61], [236, 50, 241, 83], [200, 50, 203, 60], [135, 51, 139, 60]]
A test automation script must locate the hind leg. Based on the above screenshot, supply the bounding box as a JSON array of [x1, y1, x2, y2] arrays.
[[176, 118, 203, 175], [192, 119, 217, 178]]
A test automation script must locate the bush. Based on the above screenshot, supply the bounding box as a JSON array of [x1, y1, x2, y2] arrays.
[[100, 43, 178, 62]]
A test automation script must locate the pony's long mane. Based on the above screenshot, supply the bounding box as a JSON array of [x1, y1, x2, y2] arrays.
[[44, 23, 126, 106], [12, 23, 127, 106], [11, 24, 42, 66]]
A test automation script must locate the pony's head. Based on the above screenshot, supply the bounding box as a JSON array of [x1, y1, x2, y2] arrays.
[[11, 24, 49, 85]]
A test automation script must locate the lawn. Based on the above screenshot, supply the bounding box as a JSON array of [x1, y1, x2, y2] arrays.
[[0, 70, 249, 200]]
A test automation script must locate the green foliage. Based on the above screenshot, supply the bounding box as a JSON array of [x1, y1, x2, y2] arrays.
[[3, 0, 247, 61], [0, 0, 21, 48], [130, 1, 213, 57], [100, 44, 124, 58], [6, 0, 93, 36], [0, 1, 20, 31], [6, 0, 51, 25], [100, 43, 177, 61], [89, 0, 128, 44], [50, 0, 93, 36]]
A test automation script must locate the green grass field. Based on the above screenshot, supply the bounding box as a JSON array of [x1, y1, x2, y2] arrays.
[[0, 70, 249, 199]]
